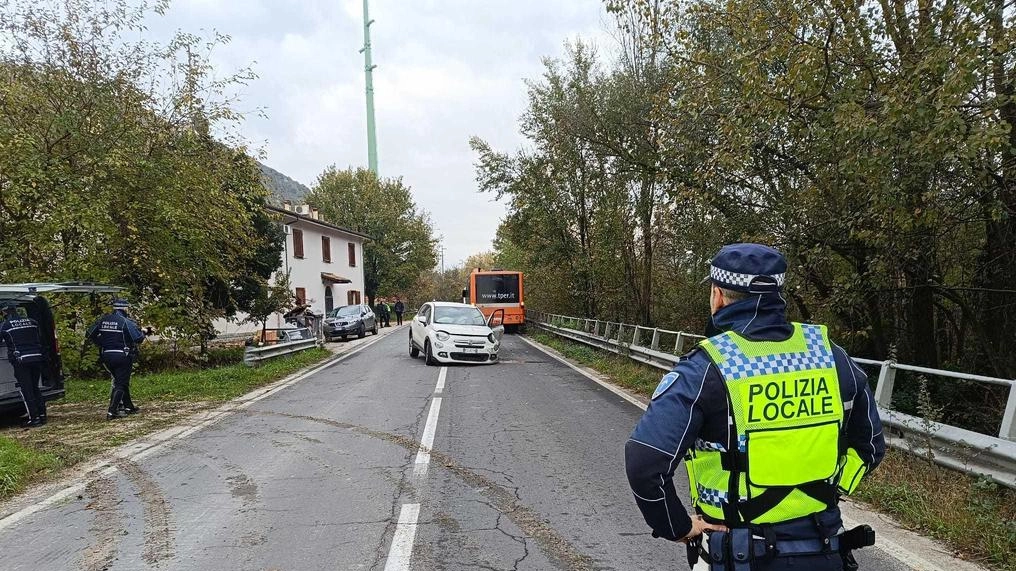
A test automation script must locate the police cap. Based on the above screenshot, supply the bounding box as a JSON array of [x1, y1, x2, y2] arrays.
[[706, 243, 787, 294], [112, 298, 130, 310], [2, 301, 18, 314]]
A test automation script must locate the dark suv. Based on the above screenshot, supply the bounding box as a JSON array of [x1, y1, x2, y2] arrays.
[[0, 283, 121, 415], [323, 304, 378, 341]]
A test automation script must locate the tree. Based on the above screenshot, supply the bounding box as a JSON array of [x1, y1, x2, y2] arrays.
[[0, 0, 274, 349], [305, 167, 438, 305], [244, 272, 294, 341]]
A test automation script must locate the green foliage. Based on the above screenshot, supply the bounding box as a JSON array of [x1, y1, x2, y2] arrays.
[[0, 436, 60, 498], [0, 0, 279, 350], [63, 347, 330, 404], [479, 0, 1016, 433], [306, 167, 438, 303]]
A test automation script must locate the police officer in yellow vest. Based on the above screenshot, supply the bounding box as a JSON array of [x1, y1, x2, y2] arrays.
[[626, 244, 885, 570]]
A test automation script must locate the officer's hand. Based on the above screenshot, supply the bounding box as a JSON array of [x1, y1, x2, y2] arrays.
[[680, 515, 728, 543]]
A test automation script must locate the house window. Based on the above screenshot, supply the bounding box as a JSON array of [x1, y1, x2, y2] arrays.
[[347, 290, 361, 305], [293, 228, 305, 259], [322, 236, 331, 263], [295, 287, 306, 306], [348, 243, 357, 267]]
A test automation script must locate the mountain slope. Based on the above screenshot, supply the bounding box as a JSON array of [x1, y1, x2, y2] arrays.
[[259, 162, 310, 204]]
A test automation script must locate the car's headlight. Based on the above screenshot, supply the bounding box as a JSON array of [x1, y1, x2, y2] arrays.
[[436, 331, 450, 341], [487, 333, 495, 343]]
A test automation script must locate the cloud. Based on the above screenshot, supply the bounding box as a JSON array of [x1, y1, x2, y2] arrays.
[[146, 0, 612, 266]]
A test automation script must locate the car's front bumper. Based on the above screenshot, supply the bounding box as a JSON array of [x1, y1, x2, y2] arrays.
[[429, 337, 499, 364], [324, 322, 363, 337]]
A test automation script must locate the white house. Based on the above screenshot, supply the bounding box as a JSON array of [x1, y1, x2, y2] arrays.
[[270, 202, 369, 317], [215, 202, 369, 335]]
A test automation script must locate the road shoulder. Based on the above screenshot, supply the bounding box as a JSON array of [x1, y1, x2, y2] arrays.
[[520, 334, 991, 571]]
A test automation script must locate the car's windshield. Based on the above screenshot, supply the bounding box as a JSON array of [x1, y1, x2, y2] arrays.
[[433, 306, 486, 326], [330, 306, 361, 318]]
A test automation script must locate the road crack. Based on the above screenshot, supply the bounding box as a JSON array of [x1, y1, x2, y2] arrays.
[[246, 410, 595, 570]]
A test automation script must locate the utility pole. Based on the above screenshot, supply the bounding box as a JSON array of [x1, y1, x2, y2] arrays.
[[440, 245, 445, 273], [359, 0, 379, 174]]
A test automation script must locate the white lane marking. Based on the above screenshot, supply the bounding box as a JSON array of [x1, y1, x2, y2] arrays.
[[383, 503, 421, 571], [413, 397, 443, 477], [435, 367, 447, 393], [518, 336, 648, 410], [0, 333, 390, 533], [520, 335, 989, 571]]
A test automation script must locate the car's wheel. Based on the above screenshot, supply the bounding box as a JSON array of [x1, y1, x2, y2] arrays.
[[409, 334, 420, 358], [424, 340, 437, 366], [358, 324, 366, 339]]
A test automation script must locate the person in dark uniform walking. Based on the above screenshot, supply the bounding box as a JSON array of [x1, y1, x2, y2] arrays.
[[87, 298, 146, 420], [625, 244, 885, 570], [0, 302, 48, 427], [375, 298, 390, 328], [394, 297, 405, 326]]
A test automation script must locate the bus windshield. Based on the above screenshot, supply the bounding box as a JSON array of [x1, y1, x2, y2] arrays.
[[474, 274, 520, 304]]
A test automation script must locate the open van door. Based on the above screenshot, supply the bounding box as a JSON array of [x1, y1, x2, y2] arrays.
[[0, 282, 123, 299], [487, 308, 506, 342], [0, 282, 123, 416]]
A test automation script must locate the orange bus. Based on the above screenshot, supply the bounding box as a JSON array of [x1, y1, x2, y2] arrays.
[[463, 269, 525, 332]]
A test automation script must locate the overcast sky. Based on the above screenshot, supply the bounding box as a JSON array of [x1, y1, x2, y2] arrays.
[[145, 0, 612, 267]]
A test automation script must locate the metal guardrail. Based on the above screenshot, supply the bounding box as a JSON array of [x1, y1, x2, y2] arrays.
[[243, 327, 320, 367], [527, 310, 1016, 489]]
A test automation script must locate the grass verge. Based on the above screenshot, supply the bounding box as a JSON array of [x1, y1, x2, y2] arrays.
[[528, 331, 1016, 571], [0, 347, 331, 502]]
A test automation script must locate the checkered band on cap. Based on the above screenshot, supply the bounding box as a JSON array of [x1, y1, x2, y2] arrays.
[[709, 324, 835, 381], [710, 265, 785, 292]]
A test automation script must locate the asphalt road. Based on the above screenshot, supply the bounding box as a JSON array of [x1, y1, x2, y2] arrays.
[[0, 331, 968, 570]]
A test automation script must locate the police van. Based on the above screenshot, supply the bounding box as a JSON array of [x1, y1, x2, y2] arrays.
[[0, 283, 122, 415]]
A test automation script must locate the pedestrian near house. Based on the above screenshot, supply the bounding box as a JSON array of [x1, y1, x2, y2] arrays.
[[0, 302, 48, 427], [375, 298, 388, 328], [87, 298, 146, 420], [625, 243, 885, 570], [394, 297, 405, 326]]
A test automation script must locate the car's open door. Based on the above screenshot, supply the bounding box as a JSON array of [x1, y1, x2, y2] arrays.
[[0, 282, 123, 300], [487, 309, 506, 342]]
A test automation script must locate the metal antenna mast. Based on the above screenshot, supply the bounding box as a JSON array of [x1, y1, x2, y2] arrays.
[[359, 0, 379, 174]]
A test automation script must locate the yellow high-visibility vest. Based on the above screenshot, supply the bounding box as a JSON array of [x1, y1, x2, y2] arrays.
[[688, 324, 861, 525]]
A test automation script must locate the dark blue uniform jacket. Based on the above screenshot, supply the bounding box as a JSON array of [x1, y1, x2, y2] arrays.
[[625, 294, 885, 540], [0, 316, 45, 364], [86, 311, 146, 356]]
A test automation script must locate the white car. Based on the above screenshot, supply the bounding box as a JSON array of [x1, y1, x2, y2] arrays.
[[409, 302, 504, 365]]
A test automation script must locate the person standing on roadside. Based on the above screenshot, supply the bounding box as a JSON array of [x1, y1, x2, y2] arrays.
[[0, 302, 48, 427], [383, 299, 392, 328], [625, 244, 885, 570], [87, 298, 146, 420], [374, 298, 387, 328], [394, 297, 405, 326]]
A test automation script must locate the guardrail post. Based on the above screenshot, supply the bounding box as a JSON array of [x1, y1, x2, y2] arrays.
[[874, 361, 897, 408], [1001, 384, 1016, 441], [675, 332, 684, 353], [651, 329, 661, 350], [633, 326, 640, 346], [594, 321, 602, 337]]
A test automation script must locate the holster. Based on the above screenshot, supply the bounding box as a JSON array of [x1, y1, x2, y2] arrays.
[[706, 529, 754, 571]]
